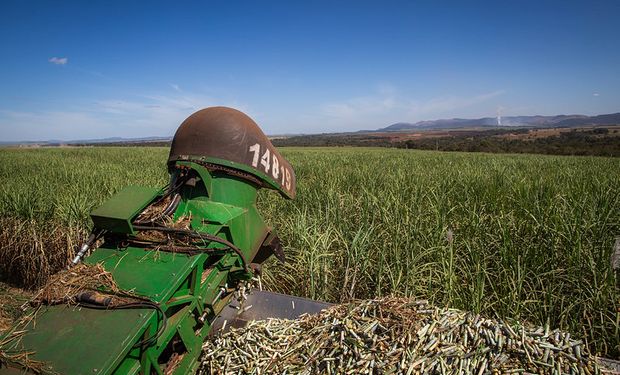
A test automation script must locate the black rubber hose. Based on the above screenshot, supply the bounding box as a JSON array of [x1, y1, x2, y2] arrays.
[[132, 225, 249, 272], [160, 193, 181, 217], [70, 228, 106, 266], [134, 175, 187, 225]]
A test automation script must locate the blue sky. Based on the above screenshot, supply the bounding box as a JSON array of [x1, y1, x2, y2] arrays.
[[1, 1, 619, 141]]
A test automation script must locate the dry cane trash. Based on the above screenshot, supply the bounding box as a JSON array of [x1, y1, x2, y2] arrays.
[[200, 297, 603, 374]]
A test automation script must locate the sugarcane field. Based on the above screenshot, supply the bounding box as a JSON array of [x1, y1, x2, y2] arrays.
[[1, 1, 620, 374], [0, 142, 618, 374]]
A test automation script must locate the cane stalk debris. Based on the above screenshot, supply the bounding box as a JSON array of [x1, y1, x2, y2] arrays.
[[200, 298, 602, 374]]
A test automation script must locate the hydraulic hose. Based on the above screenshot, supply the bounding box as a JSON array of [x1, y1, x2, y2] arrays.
[[160, 193, 181, 217], [132, 225, 249, 272], [70, 228, 106, 266]]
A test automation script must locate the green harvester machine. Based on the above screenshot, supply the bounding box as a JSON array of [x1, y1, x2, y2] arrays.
[[0, 107, 329, 374]]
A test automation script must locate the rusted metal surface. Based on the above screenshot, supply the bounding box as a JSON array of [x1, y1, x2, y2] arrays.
[[168, 107, 296, 199], [211, 290, 332, 333]]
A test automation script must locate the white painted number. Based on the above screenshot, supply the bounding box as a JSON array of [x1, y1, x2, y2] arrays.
[[249, 143, 260, 168], [272, 156, 280, 179], [260, 149, 270, 173], [248, 143, 292, 192], [285, 168, 291, 190]]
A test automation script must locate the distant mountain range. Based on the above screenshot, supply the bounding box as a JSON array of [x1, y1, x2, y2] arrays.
[[379, 112, 620, 132], [2, 112, 619, 146]]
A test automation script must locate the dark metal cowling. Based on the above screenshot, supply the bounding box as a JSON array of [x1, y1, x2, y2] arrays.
[[168, 106, 296, 199]]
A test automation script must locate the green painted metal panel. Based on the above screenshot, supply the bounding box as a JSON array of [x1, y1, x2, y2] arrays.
[[86, 247, 202, 304], [112, 358, 140, 375], [187, 200, 245, 224], [14, 306, 154, 374], [186, 156, 294, 199], [90, 186, 161, 234]]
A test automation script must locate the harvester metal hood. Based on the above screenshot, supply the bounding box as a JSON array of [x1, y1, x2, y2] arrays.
[[168, 106, 296, 199]]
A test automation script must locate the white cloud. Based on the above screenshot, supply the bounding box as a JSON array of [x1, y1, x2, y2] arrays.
[[593, 93, 600, 97], [170, 84, 181, 92], [319, 87, 505, 131], [48, 57, 68, 65], [406, 90, 505, 117], [0, 89, 251, 142], [0, 84, 508, 141], [0, 109, 110, 141]]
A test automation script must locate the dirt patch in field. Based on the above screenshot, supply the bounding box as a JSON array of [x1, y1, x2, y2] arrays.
[[495, 125, 620, 141]]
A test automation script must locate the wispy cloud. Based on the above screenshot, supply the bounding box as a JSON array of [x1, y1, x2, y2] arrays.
[[319, 87, 505, 130], [48, 57, 68, 65], [92, 90, 250, 132], [593, 93, 600, 97], [406, 90, 505, 117], [170, 84, 181, 92], [0, 89, 250, 142], [0, 109, 110, 141], [0, 83, 508, 141]]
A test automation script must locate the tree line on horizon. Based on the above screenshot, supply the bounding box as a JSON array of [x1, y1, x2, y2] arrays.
[[74, 127, 620, 157]]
